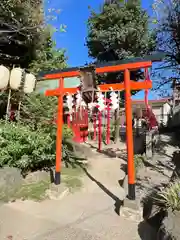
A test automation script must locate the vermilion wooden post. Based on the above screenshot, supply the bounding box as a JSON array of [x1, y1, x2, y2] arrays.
[[45, 85, 78, 185], [124, 69, 135, 200], [44, 60, 153, 193], [55, 77, 64, 184]]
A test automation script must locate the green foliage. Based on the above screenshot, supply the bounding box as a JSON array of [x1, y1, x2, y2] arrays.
[[63, 124, 73, 140], [143, 181, 180, 214], [30, 47, 67, 75], [0, 91, 85, 174], [87, 1, 156, 61], [155, 182, 180, 211], [29, 26, 67, 74], [134, 154, 144, 175], [21, 93, 78, 168], [20, 92, 58, 129], [0, 119, 77, 173], [152, 0, 180, 90], [13, 180, 50, 201], [0, 0, 45, 67], [86, 1, 156, 86], [0, 121, 56, 173], [0, 0, 67, 71]]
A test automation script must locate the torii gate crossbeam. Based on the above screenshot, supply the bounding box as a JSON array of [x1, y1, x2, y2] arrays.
[[45, 60, 152, 201]]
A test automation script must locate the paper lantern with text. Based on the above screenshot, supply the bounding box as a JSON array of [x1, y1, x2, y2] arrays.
[[9, 67, 23, 90], [0, 65, 10, 89], [24, 73, 36, 94]]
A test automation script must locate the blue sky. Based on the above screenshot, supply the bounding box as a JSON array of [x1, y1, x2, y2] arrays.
[[46, 0, 161, 100]]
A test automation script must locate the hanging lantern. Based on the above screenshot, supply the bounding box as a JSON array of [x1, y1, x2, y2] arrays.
[[0, 65, 10, 89], [9, 67, 23, 90], [24, 73, 36, 94], [79, 66, 96, 104]]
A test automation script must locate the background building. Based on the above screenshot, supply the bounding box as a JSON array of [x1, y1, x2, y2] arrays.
[[131, 99, 171, 125]]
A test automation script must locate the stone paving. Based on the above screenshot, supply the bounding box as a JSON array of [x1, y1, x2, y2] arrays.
[[0, 147, 145, 240]]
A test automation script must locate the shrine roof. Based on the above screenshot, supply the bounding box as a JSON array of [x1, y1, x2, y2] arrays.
[[38, 52, 166, 79]]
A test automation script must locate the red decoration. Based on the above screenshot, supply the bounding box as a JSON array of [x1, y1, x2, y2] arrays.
[[93, 113, 97, 141], [98, 110, 102, 152], [45, 60, 152, 201]]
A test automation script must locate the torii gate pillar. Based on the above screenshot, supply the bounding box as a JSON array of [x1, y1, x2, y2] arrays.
[[44, 60, 152, 201]]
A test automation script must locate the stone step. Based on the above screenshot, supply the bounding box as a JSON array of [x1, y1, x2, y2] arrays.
[[0, 204, 59, 240], [9, 187, 125, 223], [6, 193, 142, 240]]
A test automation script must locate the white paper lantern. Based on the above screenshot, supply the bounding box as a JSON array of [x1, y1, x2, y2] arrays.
[[0, 65, 10, 89], [9, 67, 23, 90], [24, 73, 36, 94]]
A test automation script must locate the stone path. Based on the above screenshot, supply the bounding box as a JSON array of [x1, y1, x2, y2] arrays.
[[0, 144, 145, 240]]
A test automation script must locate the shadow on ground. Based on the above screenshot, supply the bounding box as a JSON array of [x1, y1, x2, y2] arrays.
[[138, 220, 157, 240], [81, 167, 123, 216], [138, 196, 167, 240]]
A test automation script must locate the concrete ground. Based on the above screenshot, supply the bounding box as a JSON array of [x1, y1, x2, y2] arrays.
[[0, 150, 145, 240]]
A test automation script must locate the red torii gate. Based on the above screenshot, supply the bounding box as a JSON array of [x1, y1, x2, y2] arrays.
[[45, 60, 152, 200]]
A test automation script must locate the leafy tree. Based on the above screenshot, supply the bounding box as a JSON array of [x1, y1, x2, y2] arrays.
[[87, 0, 156, 142], [86, 0, 156, 83], [20, 92, 57, 129], [0, 0, 45, 67], [29, 26, 67, 74], [0, 0, 67, 119], [0, 0, 67, 71], [152, 0, 180, 91]]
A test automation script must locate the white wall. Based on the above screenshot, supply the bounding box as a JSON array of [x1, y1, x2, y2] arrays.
[[152, 102, 171, 125], [163, 102, 171, 124]]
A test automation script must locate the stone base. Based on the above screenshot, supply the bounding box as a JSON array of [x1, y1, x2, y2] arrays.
[[123, 198, 140, 211], [46, 183, 69, 200]]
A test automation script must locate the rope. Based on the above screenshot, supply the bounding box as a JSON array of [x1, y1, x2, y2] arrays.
[[144, 67, 150, 109]]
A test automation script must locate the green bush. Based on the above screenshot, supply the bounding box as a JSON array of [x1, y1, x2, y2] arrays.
[[0, 91, 84, 174], [20, 93, 58, 129], [155, 182, 180, 211], [0, 121, 75, 174], [0, 121, 55, 173], [134, 154, 144, 176], [63, 124, 73, 139]]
